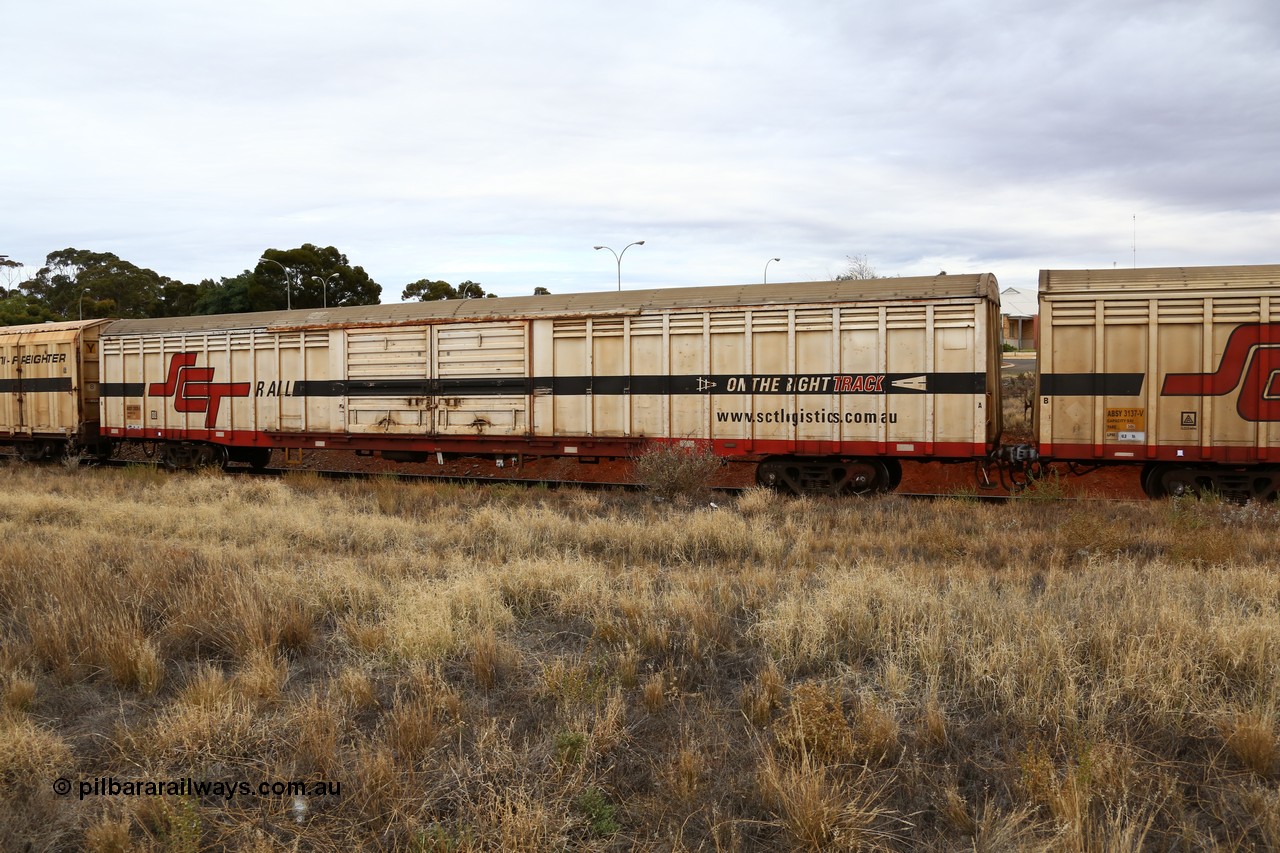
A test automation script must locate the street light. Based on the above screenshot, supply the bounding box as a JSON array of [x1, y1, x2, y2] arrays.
[[310, 273, 340, 309], [593, 241, 645, 291], [258, 257, 295, 310], [764, 257, 781, 284], [79, 288, 88, 321]]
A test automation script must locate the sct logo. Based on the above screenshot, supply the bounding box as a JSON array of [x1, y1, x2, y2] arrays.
[[148, 353, 251, 428], [1161, 323, 1280, 422]]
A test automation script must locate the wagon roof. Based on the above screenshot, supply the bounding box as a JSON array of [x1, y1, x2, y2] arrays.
[[0, 318, 113, 335], [1039, 263, 1280, 295], [98, 274, 999, 336]]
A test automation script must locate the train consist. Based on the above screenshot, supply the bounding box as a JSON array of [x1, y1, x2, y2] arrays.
[[2, 263, 1278, 499]]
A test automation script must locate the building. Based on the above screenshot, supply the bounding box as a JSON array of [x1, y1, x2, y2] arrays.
[[1000, 287, 1038, 350]]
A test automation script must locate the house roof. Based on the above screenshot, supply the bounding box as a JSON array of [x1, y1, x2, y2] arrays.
[[999, 287, 1039, 318]]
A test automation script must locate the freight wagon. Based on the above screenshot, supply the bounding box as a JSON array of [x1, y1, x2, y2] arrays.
[[0, 319, 112, 460], [1037, 264, 1280, 499], [94, 275, 1004, 493]]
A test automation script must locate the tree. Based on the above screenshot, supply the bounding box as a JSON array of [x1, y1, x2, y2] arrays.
[[193, 273, 265, 315], [189, 245, 382, 314], [158, 280, 204, 317], [255, 244, 381, 310], [401, 279, 494, 301], [0, 257, 26, 297], [0, 293, 57, 326], [401, 279, 459, 301], [836, 254, 880, 281], [533, 286, 551, 296], [20, 248, 182, 320]]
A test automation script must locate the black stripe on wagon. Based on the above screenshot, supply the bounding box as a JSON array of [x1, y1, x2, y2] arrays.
[[1040, 373, 1145, 396], [99, 372, 988, 398], [0, 377, 74, 393], [292, 380, 348, 397], [547, 373, 986, 396], [95, 378, 538, 398], [99, 382, 146, 397], [296, 378, 536, 397], [99, 371, 988, 399], [918, 373, 987, 395]]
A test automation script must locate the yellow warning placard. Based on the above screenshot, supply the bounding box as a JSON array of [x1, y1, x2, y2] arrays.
[[1105, 407, 1145, 442]]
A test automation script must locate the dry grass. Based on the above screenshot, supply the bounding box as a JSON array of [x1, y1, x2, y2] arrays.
[[0, 462, 1278, 850]]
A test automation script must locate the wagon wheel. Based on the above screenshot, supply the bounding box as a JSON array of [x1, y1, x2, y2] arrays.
[[1143, 464, 1200, 499], [1140, 464, 1165, 499], [201, 444, 230, 470], [879, 459, 903, 491], [830, 461, 883, 496], [160, 443, 190, 471]]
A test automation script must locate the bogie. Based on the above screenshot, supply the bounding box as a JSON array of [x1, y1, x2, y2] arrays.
[[16, 440, 62, 463], [757, 456, 895, 496], [160, 442, 229, 471], [1141, 463, 1280, 501]]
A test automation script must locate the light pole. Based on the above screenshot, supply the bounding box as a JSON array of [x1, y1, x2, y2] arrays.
[[593, 241, 644, 291], [764, 257, 780, 284], [311, 273, 339, 308], [258, 257, 295, 310], [79, 288, 88, 320]]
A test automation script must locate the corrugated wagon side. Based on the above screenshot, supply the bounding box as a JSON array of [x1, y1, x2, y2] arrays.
[[0, 319, 111, 460], [1038, 263, 1280, 498], [99, 317, 334, 469], [98, 309, 542, 468], [529, 275, 1003, 492]]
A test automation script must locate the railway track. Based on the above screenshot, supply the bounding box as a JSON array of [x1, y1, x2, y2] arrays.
[[1, 451, 676, 493], [3, 450, 1148, 503]]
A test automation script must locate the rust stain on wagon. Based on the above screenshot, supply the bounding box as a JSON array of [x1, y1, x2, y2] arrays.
[[269, 312, 637, 334]]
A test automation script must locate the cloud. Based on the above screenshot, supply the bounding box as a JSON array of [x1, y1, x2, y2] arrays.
[[2, 0, 1277, 295]]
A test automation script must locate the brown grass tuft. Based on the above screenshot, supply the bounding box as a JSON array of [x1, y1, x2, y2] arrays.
[[466, 626, 520, 691], [756, 749, 899, 851], [775, 682, 854, 762], [642, 670, 668, 714], [83, 812, 133, 853], [233, 648, 289, 703], [1222, 709, 1278, 777], [741, 661, 784, 728], [3, 674, 37, 713]]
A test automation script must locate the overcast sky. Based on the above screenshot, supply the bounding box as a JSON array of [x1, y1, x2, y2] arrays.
[[4, 0, 1278, 299]]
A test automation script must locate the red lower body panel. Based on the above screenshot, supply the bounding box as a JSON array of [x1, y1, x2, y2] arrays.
[[1042, 443, 1275, 465], [104, 426, 989, 461]]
